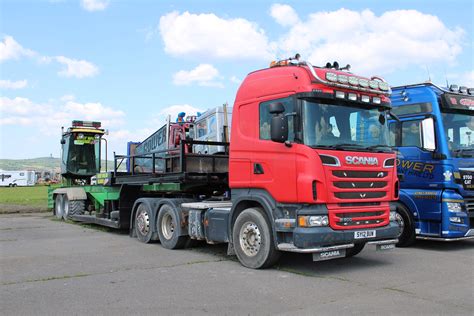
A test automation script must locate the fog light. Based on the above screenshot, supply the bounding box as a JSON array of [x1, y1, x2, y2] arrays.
[[373, 97, 381, 104], [449, 217, 462, 223], [326, 72, 337, 82], [361, 95, 370, 103], [335, 91, 345, 99], [348, 93, 357, 101], [349, 77, 358, 86], [389, 211, 396, 221]]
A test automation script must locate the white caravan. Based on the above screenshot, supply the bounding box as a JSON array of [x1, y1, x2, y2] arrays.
[[0, 170, 36, 187]]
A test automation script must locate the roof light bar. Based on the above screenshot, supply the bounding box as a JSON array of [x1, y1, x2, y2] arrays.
[[72, 120, 101, 128]]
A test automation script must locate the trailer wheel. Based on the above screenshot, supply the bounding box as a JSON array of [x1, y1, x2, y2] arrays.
[[54, 194, 64, 219], [135, 204, 153, 243], [345, 243, 365, 258], [157, 204, 187, 249], [68, 200, 85, 217], [394, 202, 416, 247], [233, 207, 281, 269]]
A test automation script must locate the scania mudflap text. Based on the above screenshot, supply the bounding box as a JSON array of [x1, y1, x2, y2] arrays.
[[390, 82, 474, 245], [51, 56, 400, 269]]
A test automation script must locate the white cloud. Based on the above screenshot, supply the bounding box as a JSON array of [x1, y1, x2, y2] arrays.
[[272, 8, 465, 75], [0, 35, 99, 79], [81, 0, 109, 11], [0, 96, 124, 135], [447, 70, 474, 87], [230, 76, 242, 84], [0, 36, 36, 62], [0, 79, 28, 89], [270, 4, 299, 26], [173, 64, 223, 88], [56, 56, 99, 78], [156, 104, 204, 125], [159, 11, 274, 60]]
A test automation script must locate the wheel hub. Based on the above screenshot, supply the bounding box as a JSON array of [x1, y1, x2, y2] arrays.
[[395, 213, 405, 238], [161, 213, 175, 240], [239, 222, 262, 257], [136, 210, 150, 236]]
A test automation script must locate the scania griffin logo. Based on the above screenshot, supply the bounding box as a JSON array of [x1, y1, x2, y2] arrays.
[[345, 156, 378, 166]]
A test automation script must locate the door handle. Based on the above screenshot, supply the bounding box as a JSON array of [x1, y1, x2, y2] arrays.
[[253, 163, 264, 175]]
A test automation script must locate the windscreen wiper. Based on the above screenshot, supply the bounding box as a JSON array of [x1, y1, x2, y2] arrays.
[[453, 148, 474, 158], [365, 144, 393, 152]]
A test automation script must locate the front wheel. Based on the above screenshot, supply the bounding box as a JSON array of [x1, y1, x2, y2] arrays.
[[54, 194, 64, 219], [232, 208, 281, 269], [394, 202, 416, 247]]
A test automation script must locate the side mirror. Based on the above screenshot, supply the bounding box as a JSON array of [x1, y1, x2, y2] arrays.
[[271, 114, 288, 143], [269, 102, 285, 114], [422, 117, 436, 151]]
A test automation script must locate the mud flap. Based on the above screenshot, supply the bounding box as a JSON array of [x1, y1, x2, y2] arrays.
[[312, 249, 346, 261]]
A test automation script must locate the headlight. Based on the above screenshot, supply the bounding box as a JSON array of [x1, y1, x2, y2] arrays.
[[349, 76, 359, 86], [326, 72, 337, 82], [338, 75, 348, 84], [298, 215, 329, 227], [77, 133, 84, 139], [369, 80, 379, 89], [359, 79, 369, 88], [379, 82, 389, 91], [447, 202, 462, 212]]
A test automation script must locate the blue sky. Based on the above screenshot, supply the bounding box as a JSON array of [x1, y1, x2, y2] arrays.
[[1, 0, 473, 159]]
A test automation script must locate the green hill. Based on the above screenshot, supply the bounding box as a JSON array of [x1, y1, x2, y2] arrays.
[[0, 157, 118, 171]]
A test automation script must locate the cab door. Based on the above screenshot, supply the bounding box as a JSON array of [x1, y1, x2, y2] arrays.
[[251, 97, 297, 202]]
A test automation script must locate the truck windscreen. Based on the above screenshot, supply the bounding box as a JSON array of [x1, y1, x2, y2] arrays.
[[442, 112, 474, 157], [302, 100, 390, 151]]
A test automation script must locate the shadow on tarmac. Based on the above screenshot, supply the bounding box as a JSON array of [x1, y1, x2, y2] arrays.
[[409, 239, 474, 252]]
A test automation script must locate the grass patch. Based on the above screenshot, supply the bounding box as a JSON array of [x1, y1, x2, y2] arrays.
[[0, 186, 48, 208]]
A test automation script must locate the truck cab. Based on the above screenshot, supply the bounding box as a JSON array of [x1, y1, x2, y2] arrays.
[[390, 83, 474, 244], [228, 60, 400, 266]]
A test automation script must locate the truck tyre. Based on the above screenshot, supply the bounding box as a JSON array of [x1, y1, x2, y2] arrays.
[[54, 194, 64, 219], [232, 207, 281, 269], [135, 204, 153, 243], [395, 202, 416, 247], [62, 196, 70, 220], [345, 243, 365, 258], [68, 200, 85, 217], [157, 204, 187, 249]]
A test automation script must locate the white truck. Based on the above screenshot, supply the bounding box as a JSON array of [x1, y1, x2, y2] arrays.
[[0, 170, 36, 187]]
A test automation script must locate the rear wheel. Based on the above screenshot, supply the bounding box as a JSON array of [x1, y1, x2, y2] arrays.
[[68, 200, 85, 218], [54, 194, 64, 219], [135, 204, 153, 243], [345, 243, 365, 257], [157, 204, 187, 249], [233, 207, 281, 269], [395, 202, 416, 247], [62, 196, 70, 220]]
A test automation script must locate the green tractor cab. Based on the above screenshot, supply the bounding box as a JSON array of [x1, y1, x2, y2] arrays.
[[60, 120, 104, 184]]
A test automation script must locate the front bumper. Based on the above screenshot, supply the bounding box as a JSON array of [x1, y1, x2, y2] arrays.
[[290, 221, 400, 249]]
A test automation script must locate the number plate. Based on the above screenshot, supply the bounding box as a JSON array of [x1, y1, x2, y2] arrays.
[[354, 230, 376, 239], [376, 243, 396, 251]]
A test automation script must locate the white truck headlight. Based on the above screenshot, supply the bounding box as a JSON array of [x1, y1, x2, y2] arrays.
[[298, 215, 329, 227], [447, 202, 462, 212]]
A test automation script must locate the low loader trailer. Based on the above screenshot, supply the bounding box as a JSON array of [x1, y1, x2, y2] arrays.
[[52, 57, 400, 268]]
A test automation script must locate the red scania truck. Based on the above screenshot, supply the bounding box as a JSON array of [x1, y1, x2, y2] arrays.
[[52, 57, 400, 269]]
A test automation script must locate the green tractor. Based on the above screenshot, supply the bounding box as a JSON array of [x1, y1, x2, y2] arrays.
[[50, 120, 117, 221]]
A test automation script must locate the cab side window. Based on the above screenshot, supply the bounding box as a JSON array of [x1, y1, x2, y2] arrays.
[[401, 120, 422, 147], [259, 97, 294, 141]]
